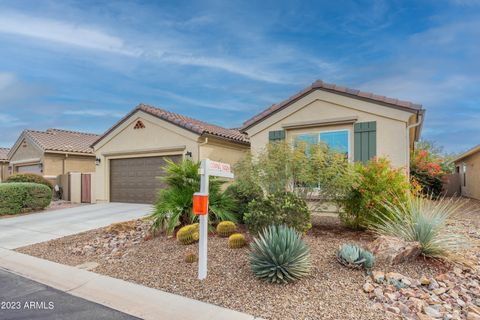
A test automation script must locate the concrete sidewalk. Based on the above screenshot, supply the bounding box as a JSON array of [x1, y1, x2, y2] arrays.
[[0, 203, 152, 249], [0, 249, 256, 320]]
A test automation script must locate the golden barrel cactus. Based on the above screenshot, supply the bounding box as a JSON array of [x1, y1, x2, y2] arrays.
[[185, 252, 197, 263], [228, 233, 246, 248], [216, 221, 237, 237], [176, 223, 200, 245]]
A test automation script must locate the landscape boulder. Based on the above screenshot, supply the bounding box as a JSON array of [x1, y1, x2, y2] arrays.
[[369, 235, 422, 265]]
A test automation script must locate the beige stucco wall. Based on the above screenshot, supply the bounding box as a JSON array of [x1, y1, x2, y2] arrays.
[[456, 152, 480, 200], [93, 111, 200, 202], [9, 137, 43, 165], [199, 137, 249, 167], [43, 153, 95, 177], [244, 89, 415, 169], [0, 162, 9, 182]]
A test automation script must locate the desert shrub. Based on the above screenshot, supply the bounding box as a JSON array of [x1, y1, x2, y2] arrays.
[[0, 183, 52, 215], [234, 142, 354, 205], [224, 180, 263, 222], [6, 173, 53, 190], [371, 195, 470, 259], [339, 158, 411, 230], [250, 225, 311, 284], [410, 149, 445, 197], [150, 159, 236, 234], [336, 244, 375, 270], [244, 191, 311, 234]]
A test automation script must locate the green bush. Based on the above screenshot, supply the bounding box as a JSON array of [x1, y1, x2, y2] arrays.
[[150, 159, 237, 234], [244, 191, 311, 234], [250, 225, 311, 284], [224, 180, 263, 222], [339, 158, 411, 230], [6, 173, 53, 190], [0, 183, 52, 215], [371, 195, 470, 260]]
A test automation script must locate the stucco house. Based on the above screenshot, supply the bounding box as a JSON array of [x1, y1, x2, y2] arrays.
[[449, 145, 480, 200], [240, 80, 425, 169], [0, 148, 9, 182], [92, 104, 250, 204], [7, 128, 99, 185]]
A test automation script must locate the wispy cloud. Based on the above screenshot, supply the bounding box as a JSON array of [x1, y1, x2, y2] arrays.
[[0, 12, 139, 56], [63, 109, 124, 117], [0, 113, 27, 127]]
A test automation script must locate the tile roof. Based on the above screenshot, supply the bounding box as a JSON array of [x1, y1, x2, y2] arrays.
[[241, 79, 424, 130], [93, 104, 249, 146], [0, 148, 9, 161], [25, 128, 100, 154]]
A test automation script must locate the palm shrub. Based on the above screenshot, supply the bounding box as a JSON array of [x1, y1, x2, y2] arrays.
[[250, 225, 311, 284], [150, 159, 237, 234], [244, 191, 311, 234], [371, 195, 470, 259]]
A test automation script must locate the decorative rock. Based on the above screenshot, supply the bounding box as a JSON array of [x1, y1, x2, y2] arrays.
[[421, 276, 431, 285], [75, 261, 99, 271], [468, 305, 480, 315], [429, 279, 440, 290], [467, 312, 480, 320], [372, 271, 385, 284], [417, 312, 435, 320], [434, 288, 447, 295], [369, 235, 422, 265], [363, 282, 375, 293], [424, 305, 443, 318], [386, 306, 400, 314]]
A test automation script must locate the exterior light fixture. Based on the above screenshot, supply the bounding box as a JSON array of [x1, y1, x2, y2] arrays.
[[185, 151, 193, 159], [96, 157, 101, 166]]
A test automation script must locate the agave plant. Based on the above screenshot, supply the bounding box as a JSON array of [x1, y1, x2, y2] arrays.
[[371, 195, 470, 259], [250, 225, 311, 284], [336, 244, 375, 270]]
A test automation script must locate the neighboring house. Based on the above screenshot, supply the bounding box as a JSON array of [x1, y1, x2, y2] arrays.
[[0, 148, 10, 182], [7, 128, 99, 185], [449, 145, 480, 200], [92, 104, 250, 204], [240, 80, 425, 169]]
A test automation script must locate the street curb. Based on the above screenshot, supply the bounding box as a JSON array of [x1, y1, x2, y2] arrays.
[[0, 249, 256, 320]]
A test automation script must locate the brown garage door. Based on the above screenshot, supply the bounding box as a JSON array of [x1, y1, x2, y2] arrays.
[[110, 155, 182, 204]]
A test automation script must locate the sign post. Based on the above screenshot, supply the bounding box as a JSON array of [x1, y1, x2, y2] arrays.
[[193, 159, 234, 280]]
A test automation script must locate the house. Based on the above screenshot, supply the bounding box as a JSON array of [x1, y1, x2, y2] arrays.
[[449, 145, 480, 200], [240, 80, 425, 170], [92, 104, 250, 204], [0, 148, 9, 182], [7, 128, 99, 185]]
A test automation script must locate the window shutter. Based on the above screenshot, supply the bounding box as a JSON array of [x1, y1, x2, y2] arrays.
[[354, 121, 376, 163], [268, 130, 285, 142]]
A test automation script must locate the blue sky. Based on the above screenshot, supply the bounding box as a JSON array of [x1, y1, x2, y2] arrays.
[[0, 0, 479, 153]]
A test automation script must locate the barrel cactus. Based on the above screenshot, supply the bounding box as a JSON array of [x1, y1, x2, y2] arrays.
[[216, 221, 237, 237], [336, 244, 375, 270], [176, 223, 199, 245], [250, 225, 311, 284], [228, 233, 246, 248], [185, 252, 197, 263]]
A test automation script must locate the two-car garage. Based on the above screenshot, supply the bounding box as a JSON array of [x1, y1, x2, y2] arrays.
[[109, 155, 182, 203]]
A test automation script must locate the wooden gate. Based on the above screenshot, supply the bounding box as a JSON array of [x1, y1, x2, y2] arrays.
[[81, 173, 91, 203]]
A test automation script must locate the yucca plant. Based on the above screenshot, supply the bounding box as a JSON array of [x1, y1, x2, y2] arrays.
[[371, 195, 470, 259], [336, 244, 375, 270], [250, 225, 311, 284], [150, 159, 237, 234]]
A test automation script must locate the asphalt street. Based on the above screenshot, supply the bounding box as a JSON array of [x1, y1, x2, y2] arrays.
[[0, 268, 139, 320]]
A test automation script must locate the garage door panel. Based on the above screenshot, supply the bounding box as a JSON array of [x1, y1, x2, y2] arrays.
[[110, 155, 181, 204]]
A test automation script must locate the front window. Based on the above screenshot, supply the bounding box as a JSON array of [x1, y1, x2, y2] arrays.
[[294, 129, 350, 158]]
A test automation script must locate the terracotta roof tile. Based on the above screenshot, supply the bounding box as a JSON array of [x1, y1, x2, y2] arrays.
[[137, 104, 249, 144], [25, 129, 99, 154], [241, 80, 423, 130], [0, 147, 9, 161]]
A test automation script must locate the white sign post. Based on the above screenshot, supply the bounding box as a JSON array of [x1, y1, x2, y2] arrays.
[[197, 159, 234, 280]]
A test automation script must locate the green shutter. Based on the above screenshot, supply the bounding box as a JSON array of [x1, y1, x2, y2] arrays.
[[354, 122, 376, 163], [268, 130, 285, 142]]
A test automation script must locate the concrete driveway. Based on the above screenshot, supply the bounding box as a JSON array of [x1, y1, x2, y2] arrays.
[[0, 203, 152, 249]]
